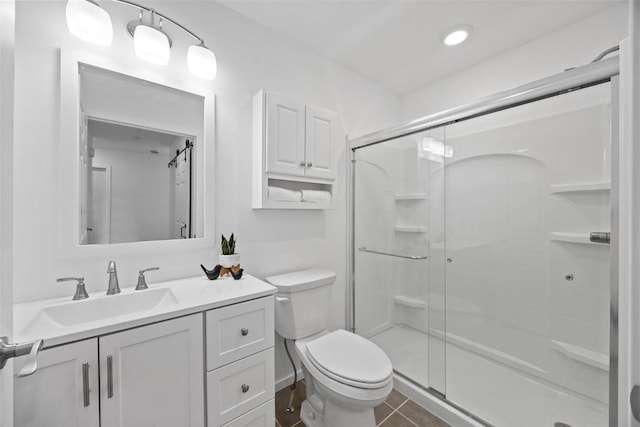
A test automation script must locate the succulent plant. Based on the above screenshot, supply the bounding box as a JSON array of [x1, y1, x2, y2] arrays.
[[221, 233, 236, 255]]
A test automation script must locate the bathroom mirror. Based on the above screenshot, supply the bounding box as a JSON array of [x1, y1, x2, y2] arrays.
[[78, 64, 204, 245], [59, 50, 215, 257]]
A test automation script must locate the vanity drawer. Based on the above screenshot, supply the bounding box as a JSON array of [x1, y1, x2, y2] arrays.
[[207, 348, 275, 426], [222, 399, 274, 427], [206, 296, 274, 369]]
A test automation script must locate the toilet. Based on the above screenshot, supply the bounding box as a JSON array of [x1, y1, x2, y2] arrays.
[[266, 269, 393, 427]]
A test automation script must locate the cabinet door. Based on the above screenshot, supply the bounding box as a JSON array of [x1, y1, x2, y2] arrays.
[[14, 339, 99, 427], [266, 93, 305, 176], [100, 314, 204, 427], [305, 105, 336, 180]]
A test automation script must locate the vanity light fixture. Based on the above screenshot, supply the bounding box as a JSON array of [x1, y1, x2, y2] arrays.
[[442, 25, 472, 46], [65, 0, 218, 80]]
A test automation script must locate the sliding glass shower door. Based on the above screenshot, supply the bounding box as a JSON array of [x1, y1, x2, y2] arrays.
[[353, 127, 446, 394], [351, 78, 614, 426], [443, 83, 611, 426]]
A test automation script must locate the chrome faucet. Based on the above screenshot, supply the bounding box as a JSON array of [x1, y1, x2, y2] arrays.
[[106, 261, 121, 295]]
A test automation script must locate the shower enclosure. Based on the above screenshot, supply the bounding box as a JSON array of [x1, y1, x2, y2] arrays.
[[348, 58, 618, 426]]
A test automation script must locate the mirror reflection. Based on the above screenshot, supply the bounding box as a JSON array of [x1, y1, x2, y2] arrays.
[[78, 64, 204, 245]]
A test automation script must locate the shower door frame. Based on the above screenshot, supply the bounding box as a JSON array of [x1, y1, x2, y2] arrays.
[[347, 56, 621, 425]]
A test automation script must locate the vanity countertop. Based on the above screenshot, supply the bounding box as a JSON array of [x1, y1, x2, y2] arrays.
[[14, 274, 276, 348]]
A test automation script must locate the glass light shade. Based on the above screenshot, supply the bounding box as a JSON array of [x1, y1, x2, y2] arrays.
[[66, 0, 113, 46], [187, 44, 217, 80], [134, 25, 170, 66]]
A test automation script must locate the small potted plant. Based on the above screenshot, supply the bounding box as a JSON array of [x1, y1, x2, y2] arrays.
[[219, 233, 240, 268]]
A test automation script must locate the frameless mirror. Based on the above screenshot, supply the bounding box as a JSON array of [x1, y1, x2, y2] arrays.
[[78, 64, 204, 245]]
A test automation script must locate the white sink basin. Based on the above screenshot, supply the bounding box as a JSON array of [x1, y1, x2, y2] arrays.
[[18, 288, 178, 337]]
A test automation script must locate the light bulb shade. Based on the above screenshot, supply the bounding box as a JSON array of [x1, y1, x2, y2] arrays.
[[134, 25, 170, 66], [187, 44, 217, 80], [66, 0, 113, 46]]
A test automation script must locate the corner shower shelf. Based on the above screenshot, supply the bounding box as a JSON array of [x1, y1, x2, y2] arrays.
[[549, 232, 606, 245], [549, 182, 610, 194], [394, 225, 428, 233], [550, 339, 608, 371], [394, 193, 428, 201], [393, 295, 427, 309]]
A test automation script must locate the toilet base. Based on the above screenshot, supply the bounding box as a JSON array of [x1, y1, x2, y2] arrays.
[[299, 397, 376, 427]]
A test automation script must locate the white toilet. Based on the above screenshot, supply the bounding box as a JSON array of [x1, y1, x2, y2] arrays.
[[266, 269, 393, 427]]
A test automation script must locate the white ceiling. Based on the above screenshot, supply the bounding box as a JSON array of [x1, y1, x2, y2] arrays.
[[219, 0, 622, 95]]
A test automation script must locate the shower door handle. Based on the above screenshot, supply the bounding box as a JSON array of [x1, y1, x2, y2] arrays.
[[589, 232, 610, 244]]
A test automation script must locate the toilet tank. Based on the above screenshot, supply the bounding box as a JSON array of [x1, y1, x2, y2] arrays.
[[265, 269, 336, 340]]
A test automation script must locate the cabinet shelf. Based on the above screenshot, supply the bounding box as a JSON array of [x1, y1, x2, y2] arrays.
[[394, 225, 428, 233], [549, 182, 610, 194]]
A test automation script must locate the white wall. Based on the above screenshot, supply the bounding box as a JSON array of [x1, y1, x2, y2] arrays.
[[13, 0, 400, 387], [401, 4, 627, 120]]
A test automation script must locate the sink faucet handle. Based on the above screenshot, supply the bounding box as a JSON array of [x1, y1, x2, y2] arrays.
[[135, 267, 160, 291], [57, 277, 89, 301]]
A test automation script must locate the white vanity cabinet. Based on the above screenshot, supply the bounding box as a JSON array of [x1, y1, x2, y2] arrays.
[[14, 314, 204, 427], [205, 297, 275, 427], [14, 338, 99, 427], [100, 313, 204, 427], [253, 89, 337, 209]]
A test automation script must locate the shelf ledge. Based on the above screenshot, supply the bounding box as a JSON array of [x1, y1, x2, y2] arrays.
[[549, 232, 608, 246], [549, 182, 610, 194], [393, 295, 427, 309], [394, 225, 428, 233]]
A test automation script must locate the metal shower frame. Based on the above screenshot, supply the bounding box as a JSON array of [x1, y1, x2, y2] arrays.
[[346, 56, 620, 425]]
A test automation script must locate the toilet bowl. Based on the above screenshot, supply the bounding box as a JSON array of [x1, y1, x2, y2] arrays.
[[265, 269, 393, 427]]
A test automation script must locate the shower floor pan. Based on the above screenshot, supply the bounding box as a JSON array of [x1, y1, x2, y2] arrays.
[[368, 325, 606, 427]]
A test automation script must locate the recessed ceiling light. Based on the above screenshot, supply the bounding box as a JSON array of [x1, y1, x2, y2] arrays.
[[442, 25, 472, 46]]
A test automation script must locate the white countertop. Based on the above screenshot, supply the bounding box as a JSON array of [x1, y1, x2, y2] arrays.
[[14, 274, 276, 348]]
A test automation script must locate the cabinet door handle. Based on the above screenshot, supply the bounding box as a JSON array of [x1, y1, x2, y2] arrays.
[[82, 363, 90, 407], [306, 162, 313, 167], [241, 328, 249, 336], [241, 383, 250, 393], [299, 161, 305, 167], [107, 355, 113, 399]]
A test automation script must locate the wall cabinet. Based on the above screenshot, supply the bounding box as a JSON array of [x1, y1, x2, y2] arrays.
[[15, 314, 204, 427], [253, 89, 337, 209]]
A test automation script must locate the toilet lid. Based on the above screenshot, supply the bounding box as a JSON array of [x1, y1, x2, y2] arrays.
[[305, 330, 393, 388]]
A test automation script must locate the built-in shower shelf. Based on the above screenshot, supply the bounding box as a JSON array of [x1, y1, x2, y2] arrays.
[[394, 225, 428, 233], [549, 182, 610, 194], [394, 295, 427, 309], [550, 339, 608, 371], [394, 193, 428, 201], [549, 232, 605, 245]]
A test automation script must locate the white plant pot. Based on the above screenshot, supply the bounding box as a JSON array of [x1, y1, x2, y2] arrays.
[[219, 253, 240, 268]]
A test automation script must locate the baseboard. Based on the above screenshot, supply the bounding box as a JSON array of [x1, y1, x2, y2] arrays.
[[275, 369, 305, 392]]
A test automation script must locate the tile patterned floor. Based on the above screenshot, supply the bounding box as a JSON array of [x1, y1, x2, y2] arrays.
[[274, 382, 450, 427]]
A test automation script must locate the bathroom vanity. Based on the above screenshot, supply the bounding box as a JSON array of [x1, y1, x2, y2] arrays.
[[12, 274, 276, 427]]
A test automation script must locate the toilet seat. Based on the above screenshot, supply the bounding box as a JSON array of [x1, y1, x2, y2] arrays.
[[305, 330, 393, 389]]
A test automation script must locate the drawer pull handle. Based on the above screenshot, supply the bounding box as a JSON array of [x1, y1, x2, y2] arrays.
[[241, 328, 249, 336], [241, 384, 250, 393]]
